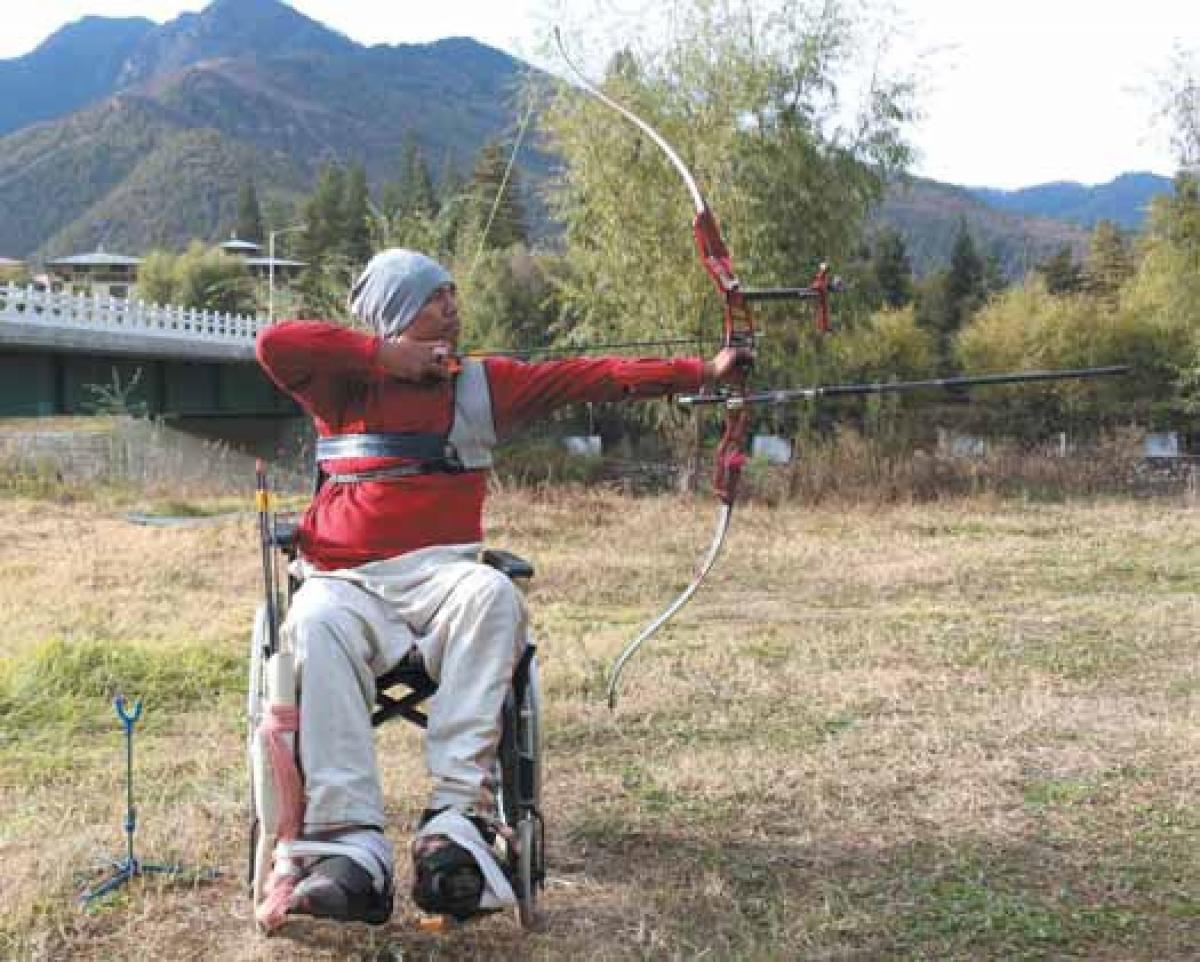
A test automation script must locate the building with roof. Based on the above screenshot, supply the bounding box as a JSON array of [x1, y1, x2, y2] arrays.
[[47, 249, 142, 299], [219, 234, 307, 284], [219, 236, 263, 257]]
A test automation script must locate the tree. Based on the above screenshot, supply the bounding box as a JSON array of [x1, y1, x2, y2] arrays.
[[870, 228, 913, 308], [236, 179, 265, 244], [298, 163, 352, 316], [378, 140, 443, 251], [1036, 245, 1084, 295], [137, 243, 254, 312], [469, 139, 528, 251], [946, 222, 986, 315], [431, 161, 472, 257], [543, 0, 914, 451], [340, 163, 373, 268], [391, 138, 440, 222], [1130, 173, 1200, 414], [300, 164, 346, 262], [137, 250, 177, 305], [915, 222, 987, 370], [1161, 46, 1200, 173], [1085, 219, 1133, 303], [460, 244, 559, 354], [174, 241, 255, 314]]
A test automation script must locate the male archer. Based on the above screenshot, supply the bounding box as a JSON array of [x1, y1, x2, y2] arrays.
[[253, 247, 748, 924]]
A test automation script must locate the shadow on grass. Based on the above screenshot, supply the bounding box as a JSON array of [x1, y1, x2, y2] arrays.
[[568, 823, 1200, 961]]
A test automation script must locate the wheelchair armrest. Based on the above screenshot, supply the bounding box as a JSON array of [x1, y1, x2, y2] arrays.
[[270, 518, 300, 555], [482, 548, 535, 582]]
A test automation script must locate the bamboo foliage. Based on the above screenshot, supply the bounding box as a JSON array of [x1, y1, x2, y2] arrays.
[[540, 0, 914, 445]]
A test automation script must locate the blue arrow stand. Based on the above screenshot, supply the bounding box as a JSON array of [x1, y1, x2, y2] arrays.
[[79, 696, 198, 904]]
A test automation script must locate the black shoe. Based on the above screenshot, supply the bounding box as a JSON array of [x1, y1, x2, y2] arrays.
[[289, 855, 393, 925], [411, 838, 486, 921]]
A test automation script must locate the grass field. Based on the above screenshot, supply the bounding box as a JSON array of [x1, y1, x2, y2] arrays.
[[1, 484, 1198, 960]]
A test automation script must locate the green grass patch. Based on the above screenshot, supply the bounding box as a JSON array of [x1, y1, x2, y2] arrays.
[[1023, 777, 1098, 809], [889, 853, 1149, 958], [0, 638, 244, 738]]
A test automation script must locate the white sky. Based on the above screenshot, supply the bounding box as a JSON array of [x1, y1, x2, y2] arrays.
[[2, 1, 1196, 190]]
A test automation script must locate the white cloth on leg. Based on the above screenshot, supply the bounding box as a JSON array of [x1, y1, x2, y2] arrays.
[[286, 543, 529, 831], [285, 827, 395, 893]]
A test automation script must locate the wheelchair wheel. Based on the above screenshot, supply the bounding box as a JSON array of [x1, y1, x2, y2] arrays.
[[246, 605, 270, 905], [496, 648, 544, 928], [516, 817, 537, 928]]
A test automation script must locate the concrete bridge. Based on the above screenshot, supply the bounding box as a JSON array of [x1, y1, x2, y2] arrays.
[[0, 285, 294, 418]]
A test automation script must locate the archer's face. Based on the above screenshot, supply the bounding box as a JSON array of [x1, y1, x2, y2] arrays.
[[403, 283, 460, 348]]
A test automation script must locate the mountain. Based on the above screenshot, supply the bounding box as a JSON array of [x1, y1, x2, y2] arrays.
[[0, 0, 1173, 273], [0, 0, 539, 258], [114, 0, 358, 88], [0, 16, 155, 135], [966, 172, 1173, 230], [875, 177, 1094, 279]]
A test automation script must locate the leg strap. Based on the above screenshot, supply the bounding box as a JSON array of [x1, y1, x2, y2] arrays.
[[284, 837, 390, 894]]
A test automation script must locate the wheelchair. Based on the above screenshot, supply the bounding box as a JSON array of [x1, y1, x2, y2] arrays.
[[246, 466, 545, 929]]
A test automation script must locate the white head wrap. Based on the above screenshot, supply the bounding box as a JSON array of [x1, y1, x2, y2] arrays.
[[348, 248, 453, 338]]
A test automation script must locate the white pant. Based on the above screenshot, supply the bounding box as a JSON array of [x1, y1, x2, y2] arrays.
[[282, 544, 528, 833]]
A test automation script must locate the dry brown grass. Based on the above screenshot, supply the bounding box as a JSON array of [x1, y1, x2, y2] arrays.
[[2, 484, 1199, 960]]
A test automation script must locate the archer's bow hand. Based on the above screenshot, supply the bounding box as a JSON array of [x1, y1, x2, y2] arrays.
[[704, 346, 755, 385]]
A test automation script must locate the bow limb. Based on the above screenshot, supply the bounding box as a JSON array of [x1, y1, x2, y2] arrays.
[[606, 503, 732, 709], [553, 28, 706, 217], [556, 28, 755, 708]]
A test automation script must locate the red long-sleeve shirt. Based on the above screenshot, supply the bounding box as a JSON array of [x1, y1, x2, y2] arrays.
[[256, 321, 705, 569]]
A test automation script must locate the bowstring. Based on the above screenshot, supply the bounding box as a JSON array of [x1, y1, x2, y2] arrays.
[[468, 89, 538, 281]]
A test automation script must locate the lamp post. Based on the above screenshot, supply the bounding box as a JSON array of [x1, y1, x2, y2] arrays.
[[267, 224, 306, 324]]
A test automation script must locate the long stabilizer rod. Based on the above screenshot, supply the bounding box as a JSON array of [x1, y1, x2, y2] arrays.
[[677, 365, 1130, 408], [739, 284, 838, 303]]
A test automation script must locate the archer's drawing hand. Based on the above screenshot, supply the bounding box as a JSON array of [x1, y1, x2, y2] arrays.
[[704, 346, 754, 385], [377, 338, 457, 381]]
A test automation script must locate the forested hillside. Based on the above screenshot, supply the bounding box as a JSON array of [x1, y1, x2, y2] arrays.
[[0, 0, 1168, 266], [969, 172, 1173, 229], [0, 0, 539, 258], [875, 177, 1093, 279], [0, 16, 154, 135]]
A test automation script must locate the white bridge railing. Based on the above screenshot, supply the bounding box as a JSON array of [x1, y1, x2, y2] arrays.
[[0, 284, 265, 347]]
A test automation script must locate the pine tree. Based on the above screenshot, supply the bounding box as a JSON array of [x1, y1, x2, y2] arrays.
[[431, 160, 471, 257], [871, 228, 913, 308], [300, 163, 346, 266], [946, 222, 985, 314], [469, 139, 527, 251], [377, 141, 444, 251], [1037, 245, 1084, 294], [915, 223, 988, 371], [298, 163, 349, 313], [236, 179, 265, 244], [1085, 220, 1132, 303], [340, 163, 373, 268], [405, 142, 439, 220]]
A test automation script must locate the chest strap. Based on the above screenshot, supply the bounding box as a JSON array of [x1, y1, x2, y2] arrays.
[[317, 433, 450, 462], [317, 432, 466, 483]]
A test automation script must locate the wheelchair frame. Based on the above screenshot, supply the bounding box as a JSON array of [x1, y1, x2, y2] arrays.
[[247, 469, 545, 929]]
